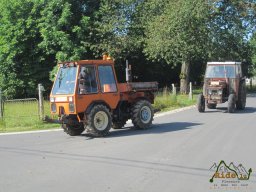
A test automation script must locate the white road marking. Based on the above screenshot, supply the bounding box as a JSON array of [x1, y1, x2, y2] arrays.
[[0, 128, 62, 136]]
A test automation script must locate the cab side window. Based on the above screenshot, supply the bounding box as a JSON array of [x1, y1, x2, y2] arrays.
[[78, 66, 98, 94], [98, 65, 117, 93]]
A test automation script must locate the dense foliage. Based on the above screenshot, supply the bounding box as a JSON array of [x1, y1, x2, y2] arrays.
[[0, 0, 255, 98]]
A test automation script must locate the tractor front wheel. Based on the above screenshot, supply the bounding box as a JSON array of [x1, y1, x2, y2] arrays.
[[227, 94, 236, 113], [62, 116, 85, 136], [131, 100, 153, 129], [63, 124, 84, 136], [86, 104, 112, 137], [197, 94, 205, 112]]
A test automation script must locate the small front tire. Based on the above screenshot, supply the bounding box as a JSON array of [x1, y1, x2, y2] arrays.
[[236, 83, 246, 110], [227, 94, 236, 113], [63, 124, 85, 136], [197, 94, 205, 112]]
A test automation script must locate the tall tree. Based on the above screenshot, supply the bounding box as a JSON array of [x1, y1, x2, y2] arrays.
[[144, 0, 209, 93], [0, 0, 46, 97], [39, 0, 100, 61], [0, 0, 100, 98], [208, 0, 255, 61], [91, 0, 140, 59], [250, 34, 256, 76]]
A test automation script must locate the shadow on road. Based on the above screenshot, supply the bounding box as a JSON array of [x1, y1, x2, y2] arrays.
[[204, 106, 256, 114], [203, 107, 227, 113], [82, 122, 202, 139], [234, 107, 256, 114]]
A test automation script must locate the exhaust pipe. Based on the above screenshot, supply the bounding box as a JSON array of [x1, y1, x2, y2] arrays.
[[126, 60, 132, 82]]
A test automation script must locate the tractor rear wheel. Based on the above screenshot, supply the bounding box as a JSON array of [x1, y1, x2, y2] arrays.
[[131, 100, 153, 129], [227, 94, 235, 113], [207, 103, 216, 109], [236, 83, 246, 110], [197, 94, 205, 112], [86, 104, 112, 137]]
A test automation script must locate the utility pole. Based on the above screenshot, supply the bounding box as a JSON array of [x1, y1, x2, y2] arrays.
[[189, 82, 193, 100], [38, 84, 44, 120]]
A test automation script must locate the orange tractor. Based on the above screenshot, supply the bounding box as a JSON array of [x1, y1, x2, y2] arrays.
[[50, 56, 158, 136]]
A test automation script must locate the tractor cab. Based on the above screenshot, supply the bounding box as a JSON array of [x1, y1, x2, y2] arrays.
[[50, 58, 120, 118]]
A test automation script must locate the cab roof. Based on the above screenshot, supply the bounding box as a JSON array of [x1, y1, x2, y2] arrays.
[[59, 59, 114, 66], [207, 61, 241, 65]]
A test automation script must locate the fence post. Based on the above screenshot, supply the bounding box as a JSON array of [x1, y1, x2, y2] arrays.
[[0, 89, 3, 119], [172, 83, 176, 96], [189, 82, 193, 100], [38, 84, 44, 120]]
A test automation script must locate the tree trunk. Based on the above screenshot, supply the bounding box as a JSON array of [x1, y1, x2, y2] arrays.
[[180, 59, 190, 94]]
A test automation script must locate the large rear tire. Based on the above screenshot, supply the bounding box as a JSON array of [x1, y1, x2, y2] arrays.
[[227, 94, 235, 113], [86, 104, 112, 137], [131, 100, 153, 129], [197, 94, 205, 112], [236, 83, 246, 110]]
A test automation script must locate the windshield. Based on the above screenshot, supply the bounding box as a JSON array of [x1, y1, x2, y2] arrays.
[[205, 65, 235, 78], [52, 66, 77, 95]]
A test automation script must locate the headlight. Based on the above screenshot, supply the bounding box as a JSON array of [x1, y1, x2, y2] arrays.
[[68, 96, 73, 102], [218, 90, 222, 95], [69, 102, 75, 112]]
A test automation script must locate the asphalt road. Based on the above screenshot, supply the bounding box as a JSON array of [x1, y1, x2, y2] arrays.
[[0, 95, 256, 192]]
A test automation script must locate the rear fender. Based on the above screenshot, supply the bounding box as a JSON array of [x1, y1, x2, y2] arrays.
[[133, 96, 152, 104]]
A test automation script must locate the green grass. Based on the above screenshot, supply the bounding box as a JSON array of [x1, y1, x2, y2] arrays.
[[153, 91, 197, 112], [247, 85, 256, 93], [0, 100, 59, 133]]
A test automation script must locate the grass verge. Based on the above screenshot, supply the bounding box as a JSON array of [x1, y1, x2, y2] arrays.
[[0, 101, 59, 133], [153, 92, 197, 112]]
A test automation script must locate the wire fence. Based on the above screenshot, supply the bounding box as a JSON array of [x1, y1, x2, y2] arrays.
[[3, 98, 40, 119], [0, 84, 56, 132], [156, 85, 202, 95], [0, 98, 53, 131]]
